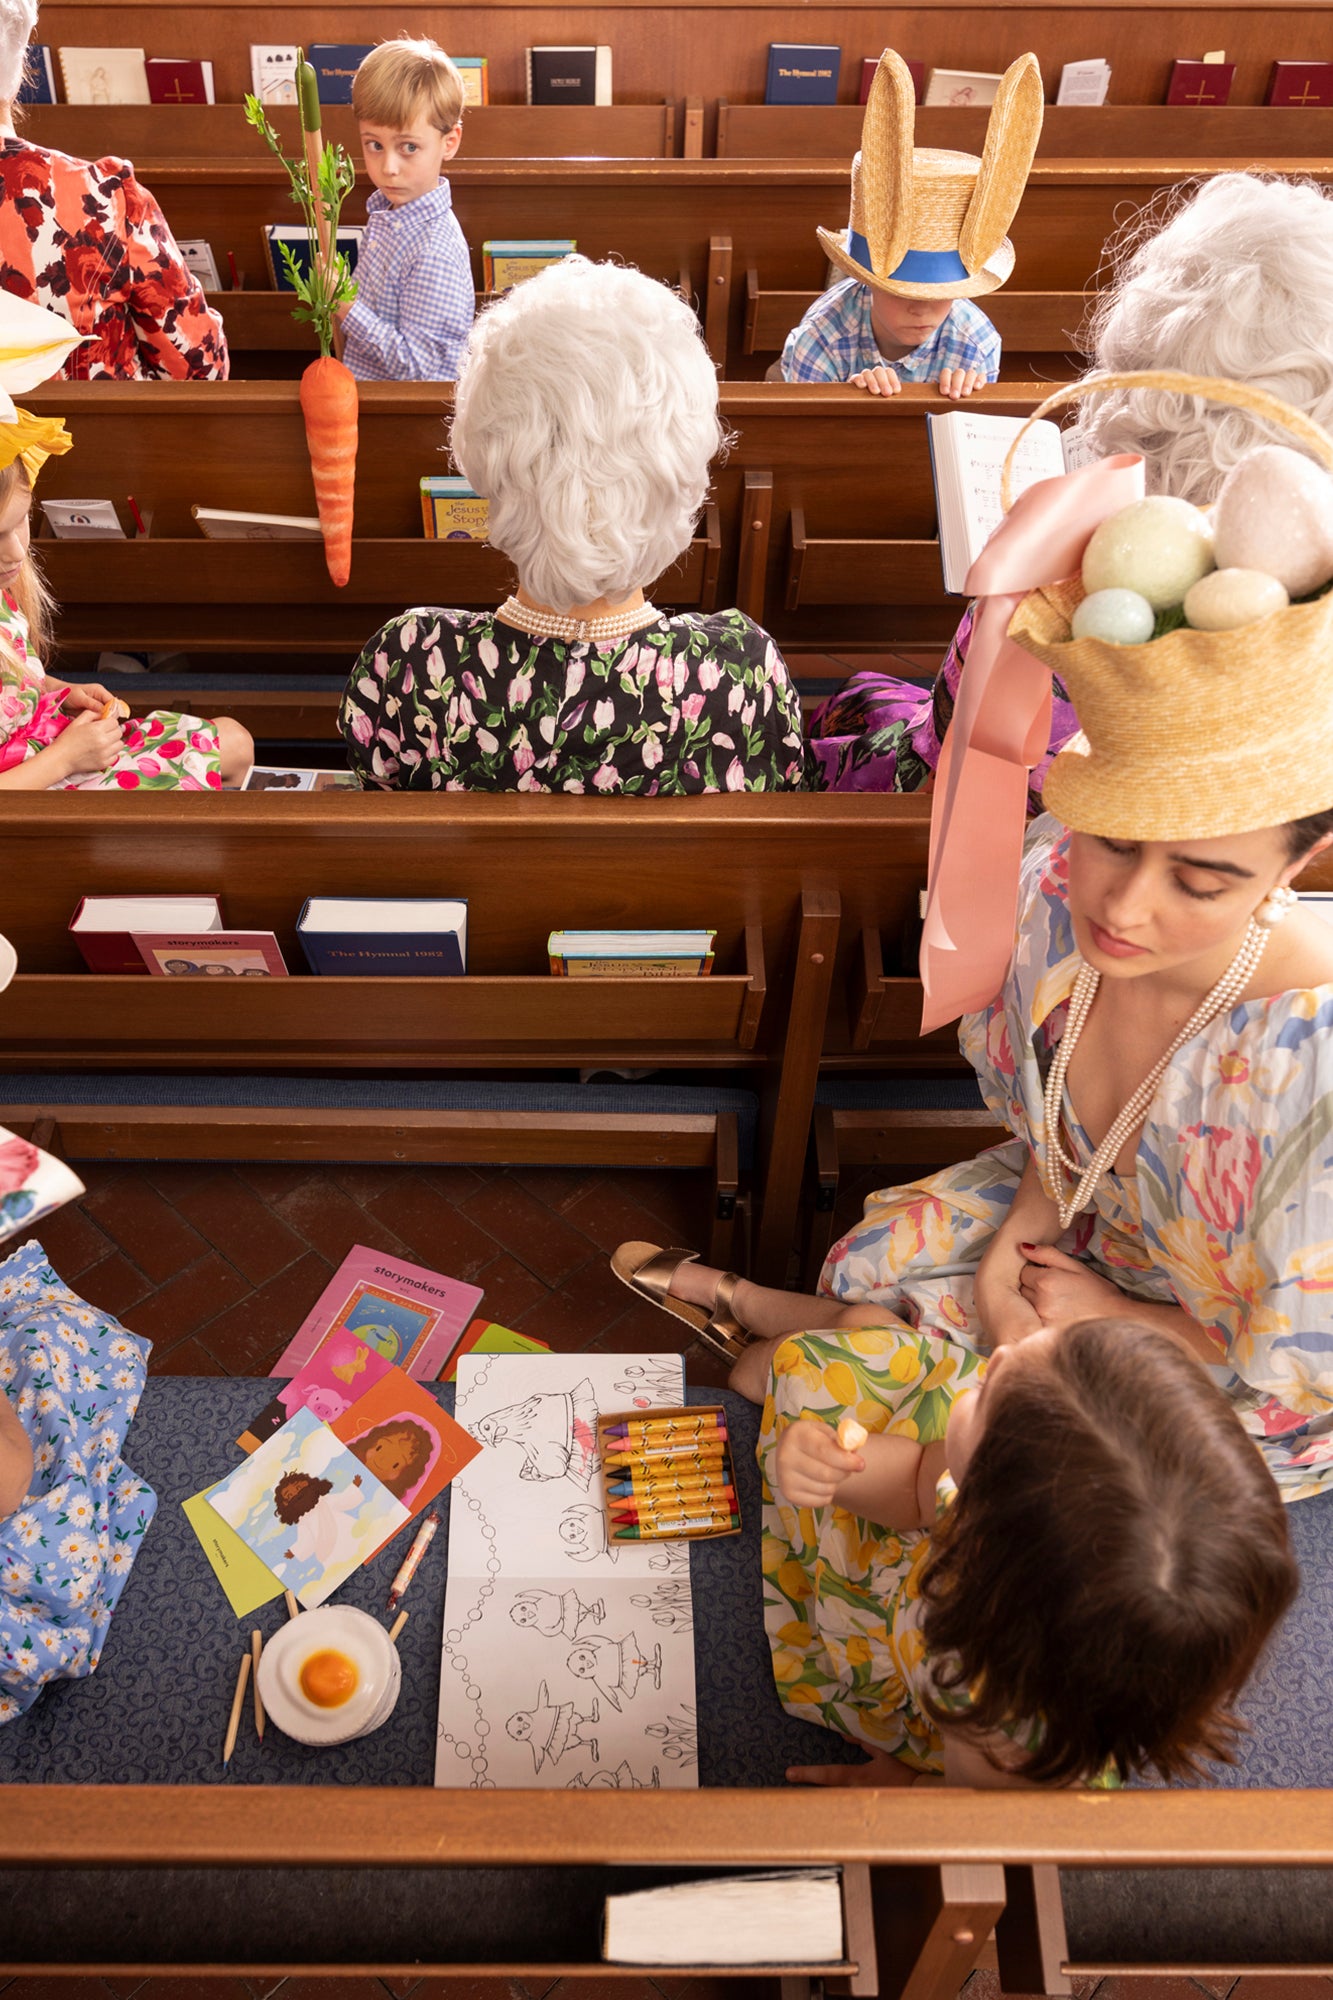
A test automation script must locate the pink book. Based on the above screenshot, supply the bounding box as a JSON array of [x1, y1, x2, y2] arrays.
[[270, 1244, 484, 1380]]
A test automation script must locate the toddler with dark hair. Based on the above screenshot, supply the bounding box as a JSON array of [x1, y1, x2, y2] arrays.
[[762, 1315, 1297, 1788]]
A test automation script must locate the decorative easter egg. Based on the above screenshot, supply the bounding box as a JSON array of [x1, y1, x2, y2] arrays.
[[1211, 446, 1333, 598], [1070, 587, 1157, 645], [1183, 567, 1290, 632], [1081, 496, 1215, 610]]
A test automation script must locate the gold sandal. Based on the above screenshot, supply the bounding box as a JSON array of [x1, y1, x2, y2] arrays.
[[610, 1240, 751, 1365]]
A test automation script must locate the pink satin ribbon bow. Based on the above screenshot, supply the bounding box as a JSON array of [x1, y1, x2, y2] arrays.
[[919, 452, 1146, 1035]]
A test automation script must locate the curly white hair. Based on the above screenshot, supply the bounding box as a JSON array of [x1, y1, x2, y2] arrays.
[[0, 0, 37, 106]]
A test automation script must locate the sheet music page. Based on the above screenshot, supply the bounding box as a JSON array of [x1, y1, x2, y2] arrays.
[[930, 412, 1067, 591]]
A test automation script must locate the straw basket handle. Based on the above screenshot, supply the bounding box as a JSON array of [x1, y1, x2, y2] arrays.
[[998, 369, 1333, 514]]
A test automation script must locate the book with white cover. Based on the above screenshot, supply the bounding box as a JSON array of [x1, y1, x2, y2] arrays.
[[1057, 59, 1111, 105], [923, 66, 1004, 107], [250, 44, 299, 104], [928, 410, 1094, 593], [58, 47, 150, 104], [40, 498, 126, 540], [177, 239, 221, 291], [602, 1870, 844, 1966], [193, 506, 322, 541]]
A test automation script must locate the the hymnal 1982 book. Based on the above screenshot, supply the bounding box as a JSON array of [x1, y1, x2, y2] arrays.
[[766, 43, 841, 106], [928, 409, 1095, 594], [307, 43, 374, 104], [17, 46, 56, 104], [296, 897, 469, 976]]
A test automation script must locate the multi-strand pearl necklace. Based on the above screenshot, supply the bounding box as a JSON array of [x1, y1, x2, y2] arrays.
[[496, 594, 660, 647], [1041, 887, 1296, 1229]]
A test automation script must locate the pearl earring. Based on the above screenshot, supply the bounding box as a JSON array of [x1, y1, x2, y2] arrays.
[[1256, 884, 1298, 927]]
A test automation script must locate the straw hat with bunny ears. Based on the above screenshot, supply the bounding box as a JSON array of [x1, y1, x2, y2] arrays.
[[818, 50, 1044, 301]]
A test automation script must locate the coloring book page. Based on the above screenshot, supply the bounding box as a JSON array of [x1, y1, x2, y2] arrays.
[[436, 1352, 699, 1789]]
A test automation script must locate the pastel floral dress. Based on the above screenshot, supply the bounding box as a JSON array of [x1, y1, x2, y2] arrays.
[[338, 606, 811, 792], [821, 814, 1333, 1502], [0, 593, 222, 789], [807, 606, 1077, 809], [0, 1240, 157, 1723], [760, 1323, 984, 1766]]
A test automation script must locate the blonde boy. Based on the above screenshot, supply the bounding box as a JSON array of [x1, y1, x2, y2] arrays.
[[339, 37, 475, 381]]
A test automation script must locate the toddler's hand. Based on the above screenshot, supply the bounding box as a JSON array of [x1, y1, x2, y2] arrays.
[[774, 1415, 865, 1508], [938, 367, 983, 400], [56, 681, 118, 715], [849, 365, 902, 397], [58, 708, 124, 776]]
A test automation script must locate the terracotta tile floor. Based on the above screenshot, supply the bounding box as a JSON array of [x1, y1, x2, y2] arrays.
[[15, 1160, 1312, 2000]]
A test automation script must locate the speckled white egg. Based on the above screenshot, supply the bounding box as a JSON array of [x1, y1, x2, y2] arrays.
[[1081, 497, 1215, 610], [1183, 566, 1290, 632], [1070, 587, 1157, 645], [1211, 446, 1333, 598]]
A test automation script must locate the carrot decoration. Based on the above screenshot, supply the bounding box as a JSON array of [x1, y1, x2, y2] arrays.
[[245, 58, 359, 586]]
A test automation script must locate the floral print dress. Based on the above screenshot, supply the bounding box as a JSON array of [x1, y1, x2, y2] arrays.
[[0, 1240, 157, 1723], [0, 593, 222, 790], [0, 142, 227, 380], [820, 815, 1333, 1502], [807, 605, 1077, 809], [339, 606, 811, 792]]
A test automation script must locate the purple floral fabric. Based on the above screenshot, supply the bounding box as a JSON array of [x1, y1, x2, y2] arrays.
[[339, 606, 811, 793], [807, 606, 1079, 810]]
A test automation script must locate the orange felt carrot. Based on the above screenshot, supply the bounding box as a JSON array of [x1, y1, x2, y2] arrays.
[[300, 356, 358, 588]]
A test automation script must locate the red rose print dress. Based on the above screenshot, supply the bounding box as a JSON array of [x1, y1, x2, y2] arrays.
[[0, 141, 227, 380], [0, 593, 221, 789]]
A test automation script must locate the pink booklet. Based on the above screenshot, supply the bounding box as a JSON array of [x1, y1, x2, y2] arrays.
[[270, 1244, 484, 1381]]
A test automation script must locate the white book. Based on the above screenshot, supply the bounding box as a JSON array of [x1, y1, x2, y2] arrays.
[[250, 44, 299, 104], [72, 895, 222, 933], [548, 930, 716, 956], [928, 410, 1095, 593], [923, 66, 1005, 108], [40, 498, 126, 540], [58, 47, 150, 104], [1057, 59, 1111, 106], [603, 1870, 844, 1966], [193, 506, 322, 541], [301, 898, 468, 947], [177, 239, 221, 291]]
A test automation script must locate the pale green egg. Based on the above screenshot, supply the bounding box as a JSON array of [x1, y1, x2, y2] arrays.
[[1081, 496, 1215, 610], [1070, 588, 1157, 645]]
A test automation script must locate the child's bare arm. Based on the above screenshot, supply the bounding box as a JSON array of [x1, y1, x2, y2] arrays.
[[0, 711, 124, 789], [0, 1391, 33, 1520], [773, 1415, 947, 1531]]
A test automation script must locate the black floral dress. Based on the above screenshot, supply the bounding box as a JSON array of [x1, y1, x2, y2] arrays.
[[339, 607, 813, 793]]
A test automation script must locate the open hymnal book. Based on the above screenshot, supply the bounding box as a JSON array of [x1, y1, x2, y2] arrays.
[[928, 410, 1097, 593], [602, 1869, 844, 1966]]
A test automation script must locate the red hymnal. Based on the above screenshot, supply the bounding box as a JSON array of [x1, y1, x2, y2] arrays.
[[861, 56, 924, 103], [1165, 58, 1235, 106], [145, 58, 215, 104], [69, 893, 223, 973], [1266, 60, 1333, 106]]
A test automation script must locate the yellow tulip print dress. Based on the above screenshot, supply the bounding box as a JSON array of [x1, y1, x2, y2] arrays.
[[820, 815, 1333, 1502], [759, 1323, 984, 1767]]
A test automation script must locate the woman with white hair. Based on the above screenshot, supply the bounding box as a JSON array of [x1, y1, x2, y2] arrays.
[[0, 0, 226, 377], [340, 257, 808, 793], [809, 171, 1333, 793]]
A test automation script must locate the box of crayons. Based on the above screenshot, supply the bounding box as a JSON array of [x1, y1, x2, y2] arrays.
[[597, 1404, 740, 1542]]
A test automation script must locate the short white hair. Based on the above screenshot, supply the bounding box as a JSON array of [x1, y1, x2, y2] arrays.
[[1065, 174, 1333, 503], [0, 0, 36, 105], [450, 256, 723, 609]]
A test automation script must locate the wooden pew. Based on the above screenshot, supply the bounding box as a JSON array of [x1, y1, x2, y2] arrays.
[[716, 101, 1333, 159], [0, 789, 939, 1284]]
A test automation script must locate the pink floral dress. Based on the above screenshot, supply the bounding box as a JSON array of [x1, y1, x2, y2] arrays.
[[0, 594, 221, 790], [821, 815, 1333, 1502]]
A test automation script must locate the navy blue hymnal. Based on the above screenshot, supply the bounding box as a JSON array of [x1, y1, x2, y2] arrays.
[[765, 43, 841, 105]]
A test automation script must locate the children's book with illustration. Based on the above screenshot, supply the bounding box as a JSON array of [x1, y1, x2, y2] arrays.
[[177, 239, 221, 291], [296, 897, 468, 976], [928, 409, 1096, 593], [271, 1244, 484, 1380], [421, 477, 489, 540], [454, 56, 488, 106], [250, 44, 299, 104], [58, 47, 150, 104], [437, 1352, 698, 1789], [482, 240, 576, 292], [134, 931, 288, 977], [922, 66, 1004, 107]]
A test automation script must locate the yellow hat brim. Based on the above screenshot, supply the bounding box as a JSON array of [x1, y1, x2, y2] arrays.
[[816, 225, 1015, 299]]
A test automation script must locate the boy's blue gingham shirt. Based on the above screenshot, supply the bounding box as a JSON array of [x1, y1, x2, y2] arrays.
[[781, 278, 1001, 384], [342, 178, 475, 382]]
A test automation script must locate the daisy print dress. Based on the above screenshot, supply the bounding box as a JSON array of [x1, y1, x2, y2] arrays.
[[0, 1240, 157, 1723]]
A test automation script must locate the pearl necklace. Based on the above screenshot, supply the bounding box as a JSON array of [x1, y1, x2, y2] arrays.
[[497, 594, 659, 647], [1040, 892, 1294, 1229]]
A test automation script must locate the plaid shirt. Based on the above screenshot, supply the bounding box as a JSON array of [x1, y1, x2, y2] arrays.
[[342, 179, 474, 382], [781, 279, 1000, 385]]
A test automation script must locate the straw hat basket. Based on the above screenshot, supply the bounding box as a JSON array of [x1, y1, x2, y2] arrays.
[[1002, 369, 1333, 840]]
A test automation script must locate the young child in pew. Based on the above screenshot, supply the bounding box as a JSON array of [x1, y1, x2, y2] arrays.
[[763, 1316, 1297, 1788], [781, 50, 1041, 399], [337, 37, 475, 382], [0, 454, 253, 791]]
